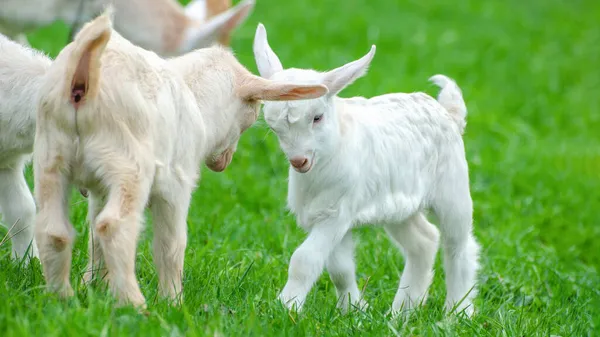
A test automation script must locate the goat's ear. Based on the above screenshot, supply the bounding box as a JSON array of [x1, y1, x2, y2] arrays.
[[182, 0, 254, 50], [238, 75, 328, 101], [66, 7, 113, 107], [253, 23, 283, 79], [322, 45, 376, 96]]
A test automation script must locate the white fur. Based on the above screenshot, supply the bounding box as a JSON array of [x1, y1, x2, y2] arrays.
[[32, 10, 327, 307], [0, 34, 50, 261], [253, 23, 480, 317], [0, 0, 255, 55]]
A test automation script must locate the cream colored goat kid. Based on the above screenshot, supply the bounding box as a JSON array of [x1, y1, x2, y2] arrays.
[[253, 24, 480, 317], [33, 10, 328, 307], [0, 34, 50, 261], [0, 0, 253, 256], [0, 0, 254, 56]]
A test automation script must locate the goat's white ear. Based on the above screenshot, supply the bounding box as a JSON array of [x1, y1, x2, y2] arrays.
[[180, 0, 255, 52], [322, 45, 376, 96], [238, 75, 328, 101], [253, 23, 283, 79]]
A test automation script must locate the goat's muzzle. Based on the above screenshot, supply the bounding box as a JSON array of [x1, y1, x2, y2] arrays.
[[206, 148, 234, 172], [290, 155, 313, 173]]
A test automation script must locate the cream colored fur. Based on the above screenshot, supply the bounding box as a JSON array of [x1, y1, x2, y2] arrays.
[[33, 9, 327, 307]]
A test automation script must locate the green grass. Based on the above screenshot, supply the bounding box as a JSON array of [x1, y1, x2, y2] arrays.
[[2, 0, 600, 335]]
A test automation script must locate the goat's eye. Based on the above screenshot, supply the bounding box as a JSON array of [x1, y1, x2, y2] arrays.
[[313, 115, 323, 123]]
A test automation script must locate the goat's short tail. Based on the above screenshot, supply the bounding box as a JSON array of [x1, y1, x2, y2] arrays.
[[429, 74, 467, 134], [64, 5, 113, 108]]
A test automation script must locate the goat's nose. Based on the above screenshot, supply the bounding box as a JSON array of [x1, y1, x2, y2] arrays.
[[290, 157, 308, 169]]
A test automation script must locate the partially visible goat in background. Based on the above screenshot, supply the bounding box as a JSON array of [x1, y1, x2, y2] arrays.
[[33, 9, 327, 307], [0, 0, 255, 56], [253, 23, 480, 317], [0, 34, 50, 262]]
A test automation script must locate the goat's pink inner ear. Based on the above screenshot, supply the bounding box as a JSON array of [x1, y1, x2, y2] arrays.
[[70, 49, 91, 107], [286, 86, 328, 99]]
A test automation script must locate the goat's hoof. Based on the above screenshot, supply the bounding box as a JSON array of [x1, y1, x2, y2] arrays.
[[338, 297, 370, 314], [352, 299, 370, 312], [278, 292, 303, 312], [388, 302, 422, 320], [445, 300, 475, 318], [50, 284, 74, 298]]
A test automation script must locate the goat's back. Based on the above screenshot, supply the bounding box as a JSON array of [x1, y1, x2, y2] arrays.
[[289, 92, 468, 227]]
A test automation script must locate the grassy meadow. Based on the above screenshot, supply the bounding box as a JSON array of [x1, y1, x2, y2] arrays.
[[1, 0, 600, 335]]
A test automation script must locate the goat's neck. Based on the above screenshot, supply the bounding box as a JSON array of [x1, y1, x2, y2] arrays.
[[169, 54, 238, 156], [181, 79, 236, 157], [197, 94, 235, 155]]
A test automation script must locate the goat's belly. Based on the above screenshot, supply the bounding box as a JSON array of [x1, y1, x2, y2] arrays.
[[0, 134, 34, 164], [70, 146, 104, 192], [71, 162, 96, 191], [0, 152, 31, 169], [353, 192, 424, 226]]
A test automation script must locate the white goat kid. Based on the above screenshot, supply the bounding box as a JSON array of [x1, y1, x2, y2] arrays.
[[253, 23, 480, 317], [0, 0, 255, 56], [33, 10, 327, 307], [0, 34, 49, 261]]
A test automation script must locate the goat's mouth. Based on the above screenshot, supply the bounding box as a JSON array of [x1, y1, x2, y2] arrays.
[[206, 148, 234, 172]]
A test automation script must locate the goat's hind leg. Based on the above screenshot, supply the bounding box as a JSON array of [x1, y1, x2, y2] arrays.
[[433, 165, 480, 317], [385, 212, 440, 316], [34, 159, 75, 297], [93, 172, 153, 308], [0, 163, 39, 262]]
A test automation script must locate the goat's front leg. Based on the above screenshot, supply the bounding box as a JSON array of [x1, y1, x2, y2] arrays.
[[149, 184, 191, 304], [279, 216, 351, 312], [93, 172, 153, 308], [83, 193, 107, 284], [0, 164, 39, 262], [325, 231, 368, 312], [34, 157, 75, 297]]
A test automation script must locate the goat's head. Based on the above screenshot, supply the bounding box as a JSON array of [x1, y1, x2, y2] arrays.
[[202, 48, 329, 172], [252, 23, 376, 173]]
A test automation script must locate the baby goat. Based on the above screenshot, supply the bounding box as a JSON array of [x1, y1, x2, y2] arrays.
[[0, 0, 254, 56], [0, 34, 50, 261], [33, 10, 327, 307], [253, 23, 480, 317]]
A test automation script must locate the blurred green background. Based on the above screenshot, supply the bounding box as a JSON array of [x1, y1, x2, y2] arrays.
[[1, 0, 599, 335]]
